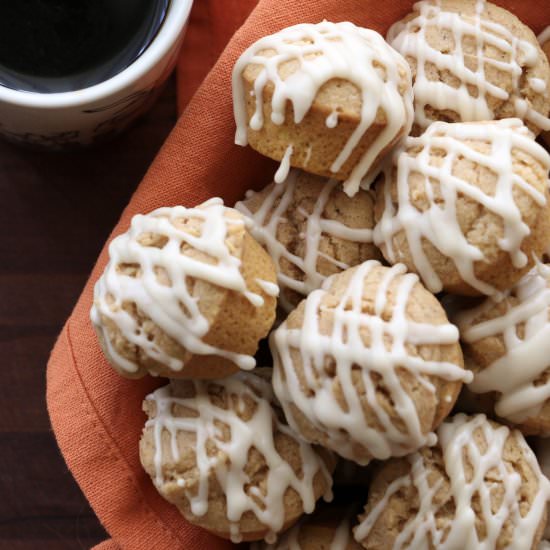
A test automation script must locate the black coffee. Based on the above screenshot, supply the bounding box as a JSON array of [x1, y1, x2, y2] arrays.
[[0, 0, 170, 93]]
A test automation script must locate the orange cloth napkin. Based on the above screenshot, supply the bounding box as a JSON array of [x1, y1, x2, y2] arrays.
[[176, 0, 258, 113], [46, 1, 550, 549]]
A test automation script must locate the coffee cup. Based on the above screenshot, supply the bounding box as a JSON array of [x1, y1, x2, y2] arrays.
[[0, 0, 193, 149]]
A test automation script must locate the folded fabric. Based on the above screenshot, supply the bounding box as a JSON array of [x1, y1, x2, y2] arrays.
[[46, 0, 550, 549], [176, 0, 258, 113]]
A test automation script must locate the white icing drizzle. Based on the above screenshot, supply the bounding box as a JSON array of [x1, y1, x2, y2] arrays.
[[91, 198, 268, 374], [272, 260, 471, 464], [326, 111, 339, 129], [455, 263, 550, 423], [539, 26, 550, 47], [355, 414, 550, 549], [275, 145, 294, 184], [235, 170, 376, 312], [304, 145, 313, 168], [232, 21, 413, 196], [374, 119, 550, 295], [145, 373, 333, 543], [388, 0, 550, 131], [531, 78, 548, 94], [256, 278, 280, 297]]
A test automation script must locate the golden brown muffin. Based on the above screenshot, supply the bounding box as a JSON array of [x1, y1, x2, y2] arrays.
[[91, 198, 278, 379], [388, 0, 550, 134], [454, 264, 550, 436], [232, 21, 413, 196], [271, 260, 469, 466], [235, 169, 381, 311], [355, 413, 550, 550], [139, 372, 335, 543], [252, 504, 362, 549], [374, 119, 550, 296]]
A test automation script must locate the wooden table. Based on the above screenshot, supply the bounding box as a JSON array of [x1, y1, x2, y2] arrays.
[[0, 79, 177, 550]]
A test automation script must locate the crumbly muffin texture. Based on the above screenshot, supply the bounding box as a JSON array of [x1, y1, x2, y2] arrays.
[[374, 119, 550, 296], [233, 20, 413, 196], [271, 261, 469, 465], [355, 413, 550, 550], [139, 371, 335, 543], [454, 264, 550, 436], [235, 169, 381, 311], [388, 0, 550, 134], [91, 198, 278, 379]]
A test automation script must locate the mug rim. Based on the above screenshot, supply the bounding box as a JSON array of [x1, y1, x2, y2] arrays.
[[0, 0, 193, 109]]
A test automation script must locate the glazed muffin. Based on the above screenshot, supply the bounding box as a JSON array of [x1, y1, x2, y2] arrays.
[[271, 260, 470, 465], [454, 264, 550, 436], [355, 413, 550, 550], [388, 0, 550, 134], [139, 371, 335, 543], [235, 169, 381, 311], [91, 198, 278, 379], [232, 21, 414, 196], [252, 503, 362, 549], [374, 119, 550, 296]]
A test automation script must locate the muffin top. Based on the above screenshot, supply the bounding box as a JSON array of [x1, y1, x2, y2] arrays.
[[91, 199, 278, 375], [91, 198, 276, 376], [388, 0, 550, 133], [232, 20, 413, 195], [235, 169, 380, 311], [455, 263, 550, 429], [374, 118, 550, 296], [355, 413, 550, 550], [139, 371, 334, 543], [272, 261, 469, 465]]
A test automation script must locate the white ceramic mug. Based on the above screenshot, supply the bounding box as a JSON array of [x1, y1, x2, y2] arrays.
[[0, 0, 193, 149]]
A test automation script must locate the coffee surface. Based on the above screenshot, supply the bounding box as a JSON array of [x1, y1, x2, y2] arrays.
[[0, 0, 169, 93]]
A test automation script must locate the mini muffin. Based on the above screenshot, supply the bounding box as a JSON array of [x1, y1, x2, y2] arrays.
[[388, 0, 550, 134], [271, 260, 470, 465], [252, 504, 362, 549], [355, 413, 550, 550], [139, 371, 335, 543], [374, 119, 550, 296], [91, 198, 278, 379], [232, 21, 413, 196], [454, 264, 550, 436], [235, 169, 381, 311]]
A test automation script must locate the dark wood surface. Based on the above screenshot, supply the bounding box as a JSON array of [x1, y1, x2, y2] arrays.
[[0, 78, 177, 550]]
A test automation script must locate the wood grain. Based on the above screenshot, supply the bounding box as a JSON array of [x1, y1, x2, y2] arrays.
[[0, 78, 177, 549]]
